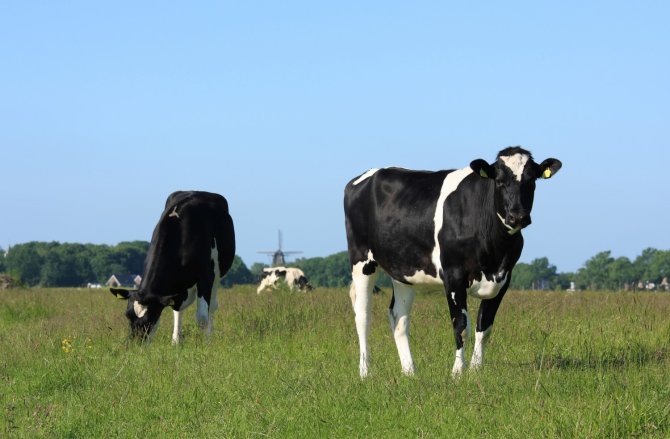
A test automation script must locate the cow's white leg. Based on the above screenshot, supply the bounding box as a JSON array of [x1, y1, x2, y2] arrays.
[[172, 310, 183, 345], [352, 269, 378, 379], [389, 280, 416, 375], [206, 281, 220, 336], [196, 294, 209, 331], [451, 308, 471, 377], [470, 326, 492, 370], [257, 277, 271, 294], [470, 282, 509, 371], [349, 282, 357, 309], [172, 287, 197, 344]]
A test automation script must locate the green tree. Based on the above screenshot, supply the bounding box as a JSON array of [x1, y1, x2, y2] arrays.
[[646, 250, 670, 283], [555, 272, 575, 290], [634, 247, 658, 283], [5, 242, 44, 286], [89, 245, 115, 283], [0, 247, 6, 272], [249, 262, 268, 282], [576, 251, 614, 291], [110, 241, 149, 275], [293, 251, 352, 288], [221, 256, 255, 287], [510, 262, 533, 289], [607, 256, 635, 291], [510, 257, 558, 290]]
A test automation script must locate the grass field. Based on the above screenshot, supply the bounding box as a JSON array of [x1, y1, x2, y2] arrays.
[[1, 286, 670, 438]]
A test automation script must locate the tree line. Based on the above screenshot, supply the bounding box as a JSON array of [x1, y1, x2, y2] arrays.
[[510, 249, 670, 291], [1, 241, 669, 291]]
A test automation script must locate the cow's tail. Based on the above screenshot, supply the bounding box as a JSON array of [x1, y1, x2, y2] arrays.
[[216, 212, 236, 278]]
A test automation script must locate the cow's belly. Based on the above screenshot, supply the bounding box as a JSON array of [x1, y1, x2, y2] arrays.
[[403, 270, 443, 285], [468, 272, 508, 300]]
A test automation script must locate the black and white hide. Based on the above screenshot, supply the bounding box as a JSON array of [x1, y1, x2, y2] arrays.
[[344, 147, 561, 378], [110, 191, 235, 343]]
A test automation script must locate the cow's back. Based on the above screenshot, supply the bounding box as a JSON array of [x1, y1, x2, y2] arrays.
[[344, 168, 449, 275], [142, 191, 235, 292]]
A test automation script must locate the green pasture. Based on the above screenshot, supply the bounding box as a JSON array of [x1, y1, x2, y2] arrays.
[[1, 286, 669, 438]]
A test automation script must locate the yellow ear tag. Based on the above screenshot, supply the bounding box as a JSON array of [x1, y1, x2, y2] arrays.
[[480, 169, 489, 178], [543, 169, 552, 179]]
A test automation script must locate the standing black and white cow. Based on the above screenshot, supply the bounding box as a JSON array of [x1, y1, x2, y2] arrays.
[[111, 191, 235, 343], [344, 147, 561, 378]]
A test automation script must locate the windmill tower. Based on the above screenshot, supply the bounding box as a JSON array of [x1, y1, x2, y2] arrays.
[[258, 230, 303, 266]]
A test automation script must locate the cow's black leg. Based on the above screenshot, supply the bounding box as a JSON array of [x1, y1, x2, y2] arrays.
[[444, 274, 471, 377], [471, 275, 511, 369]]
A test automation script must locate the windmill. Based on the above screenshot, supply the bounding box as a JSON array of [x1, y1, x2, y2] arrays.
[[258, 230, 303, 267]]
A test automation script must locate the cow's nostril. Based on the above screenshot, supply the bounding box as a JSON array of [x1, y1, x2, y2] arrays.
[[507, 213, 528, 227]]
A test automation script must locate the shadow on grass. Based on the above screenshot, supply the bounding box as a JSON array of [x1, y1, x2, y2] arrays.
[[536, 345, 668, 370]]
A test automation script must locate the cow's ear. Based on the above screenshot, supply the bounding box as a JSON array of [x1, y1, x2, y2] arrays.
[[110, 288, 131, 300], [470, 159, 495, 179], [156, 294, 179, 307], [538, 158, 562, 179]]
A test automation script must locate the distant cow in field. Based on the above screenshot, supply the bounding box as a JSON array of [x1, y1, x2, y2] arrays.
[[257, 267, 312, 294], [110, 191, 235, 343], [344, 146, 561, 378]]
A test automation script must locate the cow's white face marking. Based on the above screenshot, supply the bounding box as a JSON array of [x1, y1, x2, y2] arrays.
[[404, 270, 441, 285], [500, 153, 530, 182], [496, 213, 522, 235], [468, 272, 508, 300], [133, 301, 148, 318], [353, 168, 380, 186], [432, 167, 473, 276]]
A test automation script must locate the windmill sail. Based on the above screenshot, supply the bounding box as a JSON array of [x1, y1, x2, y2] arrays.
[[258, 230, 302, 266]]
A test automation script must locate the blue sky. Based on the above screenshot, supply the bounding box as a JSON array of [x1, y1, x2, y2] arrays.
[[1, 1, 668, 273]]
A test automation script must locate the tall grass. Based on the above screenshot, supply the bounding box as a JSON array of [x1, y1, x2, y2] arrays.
[[1, 286, 669, 437]]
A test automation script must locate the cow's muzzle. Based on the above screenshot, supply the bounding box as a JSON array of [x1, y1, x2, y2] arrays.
[[497, 212, 530, 235], [506, 212, 531, 229]]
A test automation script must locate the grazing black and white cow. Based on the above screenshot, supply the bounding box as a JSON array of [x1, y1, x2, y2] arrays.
[[257, 267, 312, 294], [344, 147, 561, 378], [110, 191, 235, 343]]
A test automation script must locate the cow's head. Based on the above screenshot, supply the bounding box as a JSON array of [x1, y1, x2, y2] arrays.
[[470, 147, 561, 235], [110, 288, 174, 340], [297, 276, 314, 291]]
